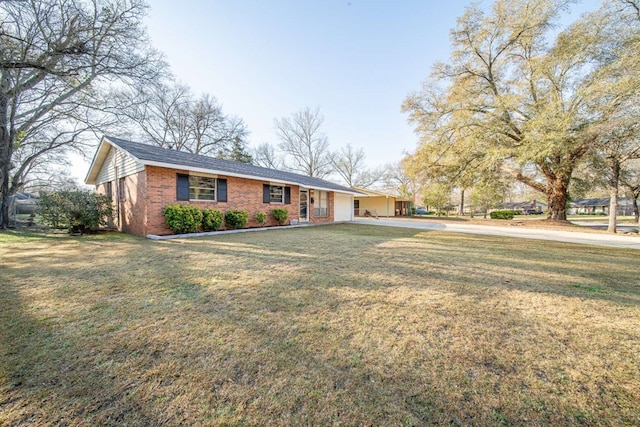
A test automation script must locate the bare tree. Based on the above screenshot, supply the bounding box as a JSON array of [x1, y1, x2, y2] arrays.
[[330, 144, 381, 188], [0, 0, 163, 227], [275, 107, 332, 178], [120, 81, 192, 150], [381, 161, 420, 201], [118, 81, 248, 158], [189, 93, 248, 157], [252, 142, 283, 169]]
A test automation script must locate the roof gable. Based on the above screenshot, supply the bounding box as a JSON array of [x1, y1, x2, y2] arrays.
[[86, 136, 360, 194]]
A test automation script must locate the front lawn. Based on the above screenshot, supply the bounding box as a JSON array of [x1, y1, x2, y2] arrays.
[[1, 225, 639, 425]]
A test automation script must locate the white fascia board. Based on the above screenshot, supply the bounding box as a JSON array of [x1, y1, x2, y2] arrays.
[[84, 139, 112, 184], [140, 159, 303, 188], [140, 159, 361, 195]]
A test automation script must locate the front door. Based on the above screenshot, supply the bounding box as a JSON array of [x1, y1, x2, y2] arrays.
[[299, 189, 309, 222]]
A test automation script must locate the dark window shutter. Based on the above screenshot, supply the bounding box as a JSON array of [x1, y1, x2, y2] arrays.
[[177, 174, 189, 201], [263, 184, 270, 203], [217, 179, 227, 202], [284, 186, 291, 204]]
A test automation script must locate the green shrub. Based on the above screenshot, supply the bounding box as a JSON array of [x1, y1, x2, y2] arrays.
[[202, 208, 224, 231], [255, 212, 267, 226], [490, 209, 515, 220], [38, 190, 113, 234], [225, 209, 249, 229], [163, 204, 203, 234], [271, 208, 288, 225]]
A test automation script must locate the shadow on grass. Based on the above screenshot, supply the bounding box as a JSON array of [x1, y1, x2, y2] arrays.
[[1, 225, 639, 425], [0, 272, 164, 425]]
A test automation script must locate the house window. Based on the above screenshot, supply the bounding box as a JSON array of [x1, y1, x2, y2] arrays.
[[189, 175, 216, 201], [104, 181, 112, 198], [314, 190, 329, 217], [263, 184, 290, 204], [270, 185, 284, 203]]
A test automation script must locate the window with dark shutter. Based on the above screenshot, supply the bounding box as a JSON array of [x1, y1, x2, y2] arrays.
[[177, 174, 189, 201], [217, 179, 227, 202], [284, 187, 291, 204], [263, 184, 270, 203], [264, 184, 287, 204]]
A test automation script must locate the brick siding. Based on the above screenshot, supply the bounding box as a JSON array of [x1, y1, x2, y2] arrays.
[[101, 165, 337, 236]]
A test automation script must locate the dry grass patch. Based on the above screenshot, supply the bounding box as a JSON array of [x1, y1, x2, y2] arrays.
[[1, 225, 639, 426]]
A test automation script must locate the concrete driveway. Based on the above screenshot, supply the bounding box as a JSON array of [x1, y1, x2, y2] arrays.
[[354, 217, 640, 250]]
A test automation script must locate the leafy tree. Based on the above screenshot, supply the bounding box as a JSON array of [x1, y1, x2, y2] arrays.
[[592, 122, 640, 232], [620, 160, 640, 223], [0, 0, 163, 228], [470, 179, 507, 219], [330, 144, 382, 188], [38, 190, 113, 233], [223, 137, 253, 163], [275, 107, 332, 178], [402, 0, 639, 221], [422, 183, 451, 216], [382, 159, 423, 202]]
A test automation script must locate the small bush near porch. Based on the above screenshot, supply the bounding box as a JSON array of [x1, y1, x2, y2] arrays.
[[1, 225, 638, 425]]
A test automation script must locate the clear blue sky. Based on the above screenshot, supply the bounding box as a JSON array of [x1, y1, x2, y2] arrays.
[[142, 0, 473, 170], [74, 0, 600, 181]]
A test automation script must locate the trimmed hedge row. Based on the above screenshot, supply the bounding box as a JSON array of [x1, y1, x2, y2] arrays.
[[490, 209, 515, 220], [163, 205, 289, 234]]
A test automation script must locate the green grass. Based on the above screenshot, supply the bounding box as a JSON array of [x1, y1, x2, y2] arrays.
[[1, 224, 639, 426]]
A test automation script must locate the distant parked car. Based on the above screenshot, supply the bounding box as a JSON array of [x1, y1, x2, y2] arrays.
[[523, 209, 543, 215], [415, 208, 430, 215]]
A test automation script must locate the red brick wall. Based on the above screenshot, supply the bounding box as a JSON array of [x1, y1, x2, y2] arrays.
[[309, 190, 334, 223], [119, 171, 147, 236], [95, 182, 115, 228], [96, 172, 147, 235], [144, 166, 306, 236], [99, 165, 341, 236]]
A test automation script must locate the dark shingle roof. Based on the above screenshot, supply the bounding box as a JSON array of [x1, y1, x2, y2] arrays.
[[570, 198, 611, 207], [105, 136, 358, 194]]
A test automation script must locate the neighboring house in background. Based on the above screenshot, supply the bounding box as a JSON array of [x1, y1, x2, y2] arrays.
[[505, 200, 547, 214], [85, 136, 360, 236], [352, 187, 410, 218], [569, 198, 639, 216], [11, 192, 39, 214]]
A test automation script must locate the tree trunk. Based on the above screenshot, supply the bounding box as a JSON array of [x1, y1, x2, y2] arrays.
[[632, 190, 640, 225], [458, 188, 465, 216], [517, 171, 570, 221], [607, 158, 620, 234], [0, 72, 11, 229], [546, 187, 568, 220]]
